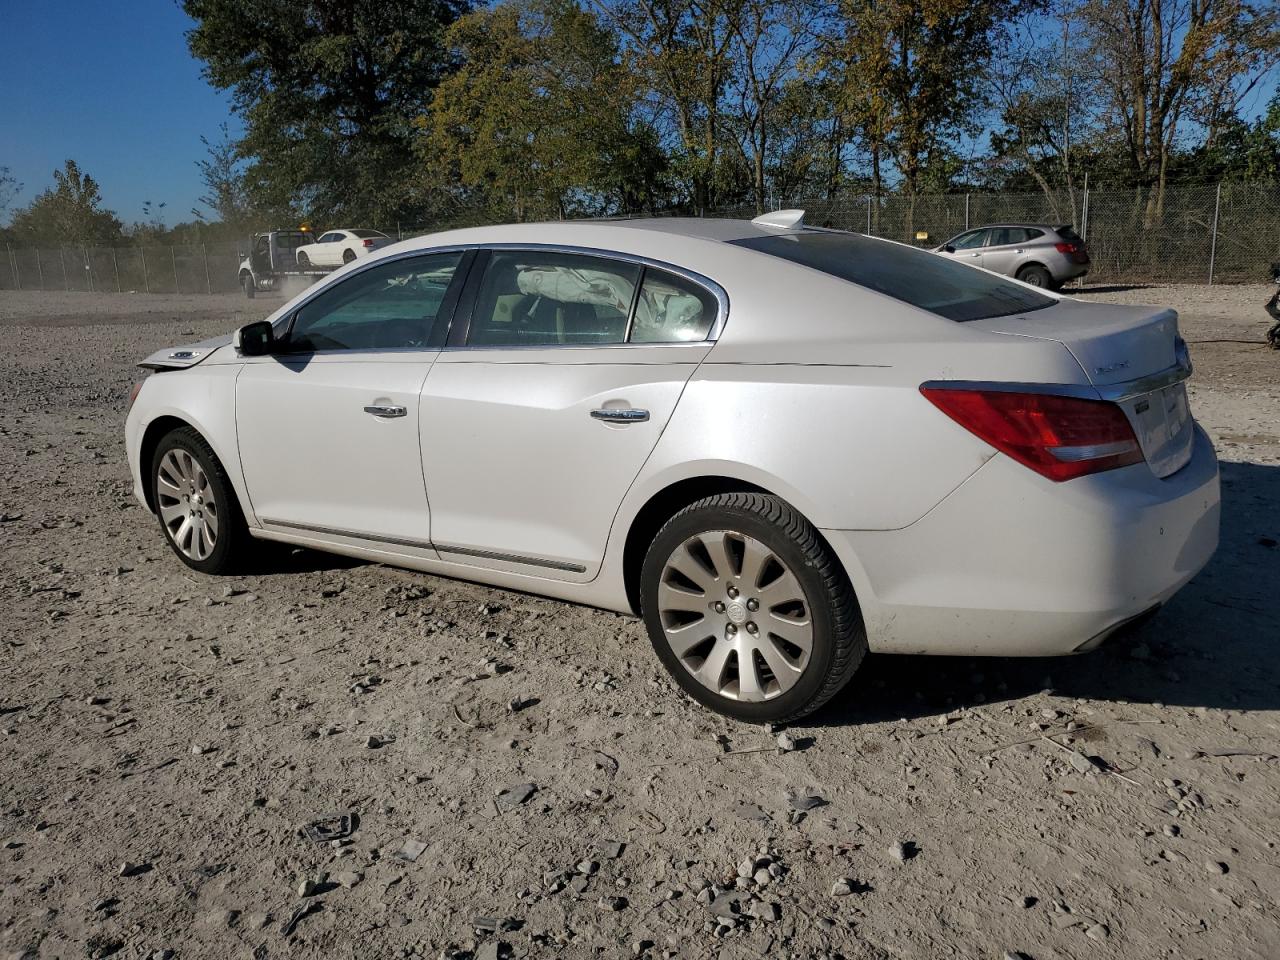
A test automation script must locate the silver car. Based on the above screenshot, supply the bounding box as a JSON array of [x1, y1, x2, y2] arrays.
[[935, 223, 1090, 289]]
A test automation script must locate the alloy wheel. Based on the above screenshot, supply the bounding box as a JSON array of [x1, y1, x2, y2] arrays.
[[656, 529, 813, 702], [156, 449, 219, 561]]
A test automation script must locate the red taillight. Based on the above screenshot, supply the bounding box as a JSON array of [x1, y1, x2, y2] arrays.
[[128, 381, 144, 412], [920, 387, 1143, 481], [362, 238, 375, 247], [1055, 241, 1089, 263]]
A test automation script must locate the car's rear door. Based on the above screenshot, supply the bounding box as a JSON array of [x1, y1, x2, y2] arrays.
[[419, 247, 722, 581], [978, 227, 1028, 275], [236, 250, 470, 551]]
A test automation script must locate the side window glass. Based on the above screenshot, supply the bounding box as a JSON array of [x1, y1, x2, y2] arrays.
[[951, 230, 987, 250], [630, 268, 717, 343], [468, 251, 641, 346], [286, 252, 463, 352], [1025, 228, 1044, 240], [988, 228, 1012, 246]]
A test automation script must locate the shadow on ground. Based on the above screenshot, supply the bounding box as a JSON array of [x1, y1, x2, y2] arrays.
[[1073, 283, 1153, 294], [817, 460, 1280, 726]]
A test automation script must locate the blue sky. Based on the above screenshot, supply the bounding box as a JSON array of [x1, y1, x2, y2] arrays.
[[0, 0, 239, 227]]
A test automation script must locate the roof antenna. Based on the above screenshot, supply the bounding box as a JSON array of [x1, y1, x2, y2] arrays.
[[751, 209, 806, 230]]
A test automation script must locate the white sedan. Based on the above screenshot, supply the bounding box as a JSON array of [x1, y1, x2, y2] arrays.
[[125, 212, 1219, 721], [294, 229, 393, 267]]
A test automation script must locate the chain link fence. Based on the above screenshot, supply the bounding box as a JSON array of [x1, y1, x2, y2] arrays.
[[708, 180, 1279, 284], [3, 181, 1278, 293], [0, 241, 244, 295]]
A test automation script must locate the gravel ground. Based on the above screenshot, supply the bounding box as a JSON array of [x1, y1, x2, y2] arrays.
[[2, 284, 1278, 960]]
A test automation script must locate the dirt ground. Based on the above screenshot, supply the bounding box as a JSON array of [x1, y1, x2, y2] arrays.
[[1, 283, 1278, 960]]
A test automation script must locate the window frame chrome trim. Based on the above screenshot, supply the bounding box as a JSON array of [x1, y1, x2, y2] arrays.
[[450, 242, 729, 349]]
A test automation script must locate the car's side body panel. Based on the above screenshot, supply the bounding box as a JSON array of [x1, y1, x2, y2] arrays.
[[237, 352, 439, 549], [421, 345, 710, 581]]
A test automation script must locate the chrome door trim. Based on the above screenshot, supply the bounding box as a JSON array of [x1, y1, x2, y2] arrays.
[[434, 542, 587, 574], [363, 404, 408, 418], [258, 519, 586, 573], [260, 517, 433, 550]]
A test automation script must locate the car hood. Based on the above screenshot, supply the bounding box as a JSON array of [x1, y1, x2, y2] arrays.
[[138, 333, 232, 370]]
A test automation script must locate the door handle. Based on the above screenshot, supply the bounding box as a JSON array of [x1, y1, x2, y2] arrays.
[[590, 408, 650, 424], [364, 404, 407, 418]]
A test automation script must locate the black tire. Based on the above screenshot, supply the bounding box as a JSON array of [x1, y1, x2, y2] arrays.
[[1016, 264, 1051, 288], [297, 251, 310, 267], [342, 249, 357, 264], [240, 273, 255, 299], [150, 426, 250, 575], [639, 493, 867, 722]]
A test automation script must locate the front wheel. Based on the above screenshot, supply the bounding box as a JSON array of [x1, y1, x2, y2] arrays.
[[297, 251, 310, 267], [151, 427, 250, 575], [640, 493, 866, 722], [240, 273, 255, 299]]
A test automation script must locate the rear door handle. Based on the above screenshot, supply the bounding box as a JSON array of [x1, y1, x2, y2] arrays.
[[364, 404, 407, 419], [590, 408, 650, 424]]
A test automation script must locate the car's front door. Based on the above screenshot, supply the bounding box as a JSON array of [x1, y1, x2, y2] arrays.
[[944, 228, 989, 264], [420, 248, 722, 581], [237, 251, 469, 550]]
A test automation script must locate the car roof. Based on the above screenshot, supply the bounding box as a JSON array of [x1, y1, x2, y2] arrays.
[[967, 223, 1068, 230], [397, 216, 810, 253]]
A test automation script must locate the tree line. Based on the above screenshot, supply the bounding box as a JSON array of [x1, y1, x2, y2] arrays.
[[3, 0, 1278, 247]]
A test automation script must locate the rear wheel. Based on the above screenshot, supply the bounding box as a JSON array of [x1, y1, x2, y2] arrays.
[[342, 249, 357, 264], [1016, 264, 1051, 288], [640, 493, 866, 722], [151, 427, 249, 575]]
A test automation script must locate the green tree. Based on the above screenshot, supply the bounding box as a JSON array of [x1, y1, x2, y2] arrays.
[[193, 123, 255, 233], [832, 0, 1030, 236], [1077, 0, 1280, 223], [184, 0, 470, 225], [8, 160, 123, 245], [592, 0, 745, 212], [0, 166, 20, 221], [421, 0, 664, 221]]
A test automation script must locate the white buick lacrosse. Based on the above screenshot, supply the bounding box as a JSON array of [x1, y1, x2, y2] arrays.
[[125, 211, 1220, 721]]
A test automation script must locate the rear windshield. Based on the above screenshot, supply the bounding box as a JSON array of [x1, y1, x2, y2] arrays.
[[1056, 225, 1083, 243], [731, 231, 1054, 322], [351, 230, 388, 239]]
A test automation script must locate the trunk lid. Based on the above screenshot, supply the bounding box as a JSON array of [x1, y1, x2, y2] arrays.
[[970, 299, 1194, 478]]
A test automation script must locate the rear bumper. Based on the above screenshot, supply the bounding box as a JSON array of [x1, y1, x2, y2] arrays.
[[824, 424, 1220, 656]]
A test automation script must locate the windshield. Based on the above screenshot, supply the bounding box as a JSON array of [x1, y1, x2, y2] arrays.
[[732, 230, 1055, 322]]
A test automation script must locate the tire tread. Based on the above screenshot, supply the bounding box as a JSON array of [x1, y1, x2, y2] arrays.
[[647, 492, 867, 721]]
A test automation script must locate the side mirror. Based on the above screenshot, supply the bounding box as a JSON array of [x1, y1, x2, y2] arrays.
[[942, 245, 956, 254], [234, 320, 277, 356]]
